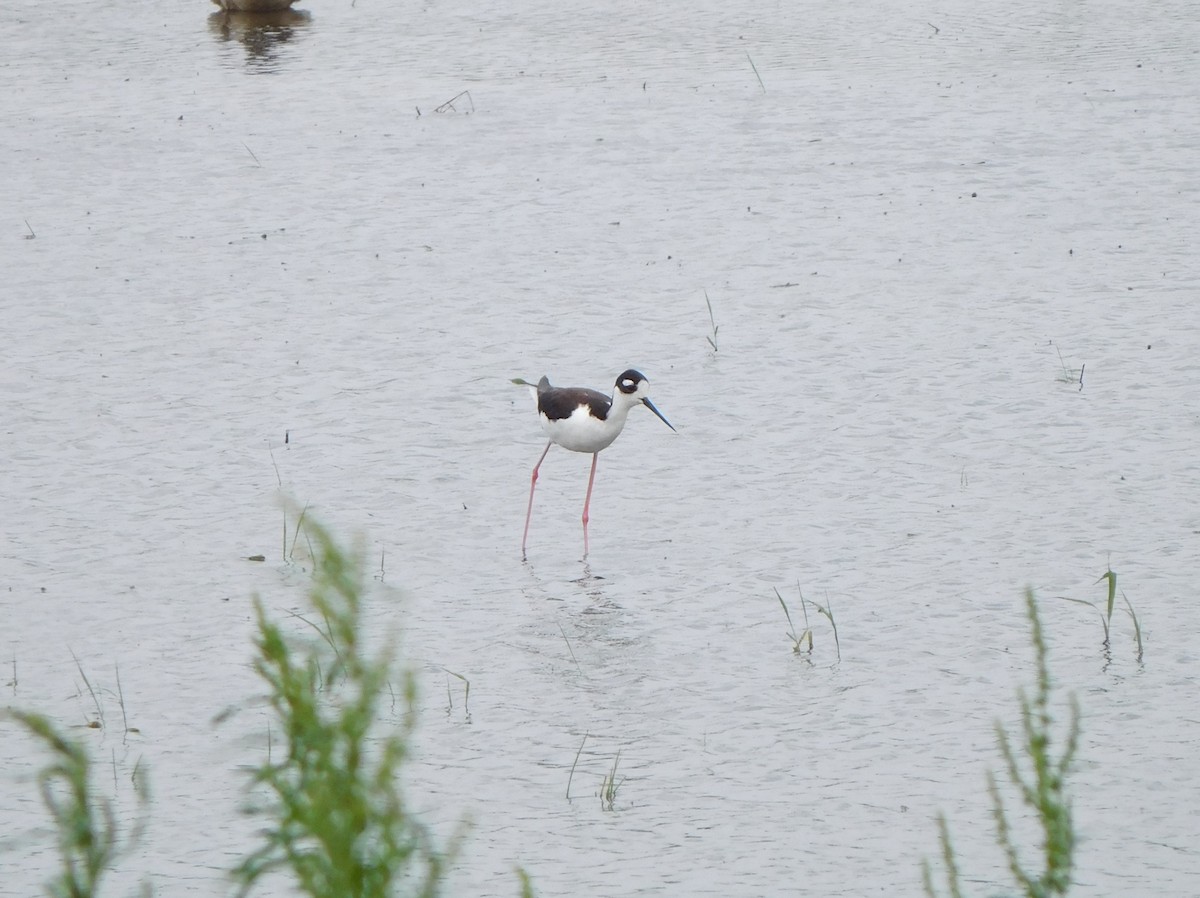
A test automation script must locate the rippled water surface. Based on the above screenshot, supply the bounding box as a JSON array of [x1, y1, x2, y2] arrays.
[[3, 0, 1199, 894]]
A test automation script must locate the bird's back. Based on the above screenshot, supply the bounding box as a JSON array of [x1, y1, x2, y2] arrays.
[[537, 380, 612, 424]]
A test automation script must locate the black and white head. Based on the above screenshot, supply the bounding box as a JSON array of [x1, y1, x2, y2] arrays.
[[613, 369, 675, 431]]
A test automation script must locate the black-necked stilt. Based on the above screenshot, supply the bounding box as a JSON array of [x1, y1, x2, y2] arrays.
[[513, 369, 675, 559]]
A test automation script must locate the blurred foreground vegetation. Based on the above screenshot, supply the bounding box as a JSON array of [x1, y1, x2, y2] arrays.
[[7, 522, 1084, 898]]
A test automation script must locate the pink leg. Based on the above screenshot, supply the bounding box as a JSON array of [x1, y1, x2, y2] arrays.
[[522, 442, 553, 559], [581, 452, 599, 558]]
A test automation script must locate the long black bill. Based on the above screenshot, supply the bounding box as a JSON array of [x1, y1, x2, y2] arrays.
[[642, 397, 676, 432]]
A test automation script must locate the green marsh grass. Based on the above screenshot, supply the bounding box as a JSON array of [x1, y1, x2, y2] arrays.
[[268, 443, 289, 563], [600, 751, 624, 811], [516, 867, 536, 898], [233, 516, 450, 898], [286, 501, 311, 563], [1059, 567, 1143, 659], [114, 664, 139, 740], [13, 517, 551, 897], [774, 587, 811, 654], [1053, 343, 1084, 391], [703, 290, 720, 352], [1097, 568, 1116, 621], [444, 669, 471, 721], [434, 90, 474, 114], [566, 731, 589, 800], [926, 815, 963, 898], [924, 589, 1079, 898], [1122, 592, 1144, 662], [5, 709, 147, 898], [557, 622, 582, 674], [70, 650, 104, 729], [775, 585, 839, 658], [745, 52, 766, 93], [813, 595, 841, 661]]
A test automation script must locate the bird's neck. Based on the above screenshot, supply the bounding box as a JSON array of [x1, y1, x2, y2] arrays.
[[604, 395, 636, 426]]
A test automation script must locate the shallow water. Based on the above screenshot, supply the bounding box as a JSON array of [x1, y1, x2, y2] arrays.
[[3, 0, 1200, 894]]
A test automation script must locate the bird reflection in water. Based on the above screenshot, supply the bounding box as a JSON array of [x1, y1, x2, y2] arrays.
[[208, 3, 311, 70]]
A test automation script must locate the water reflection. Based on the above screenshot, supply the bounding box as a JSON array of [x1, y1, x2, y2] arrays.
[[207, 8, 311, 71], [572, 563, 615, 607]]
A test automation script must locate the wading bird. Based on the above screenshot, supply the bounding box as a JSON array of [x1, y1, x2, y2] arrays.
[[514, 369, 675, 559]]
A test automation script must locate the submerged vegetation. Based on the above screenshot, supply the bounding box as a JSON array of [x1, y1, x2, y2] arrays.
[[924, 589, 1080, 898]]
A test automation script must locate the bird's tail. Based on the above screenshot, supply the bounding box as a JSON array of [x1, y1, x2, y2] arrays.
[[510, 376, 546, 403]]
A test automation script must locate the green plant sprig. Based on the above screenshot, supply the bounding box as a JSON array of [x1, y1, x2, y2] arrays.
[[600, 751, 623, 811], [703, 291, 720, 352], [6, 710, 120, 898], [924, 589, 1079, 898], [234, 515, 450, 898]]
